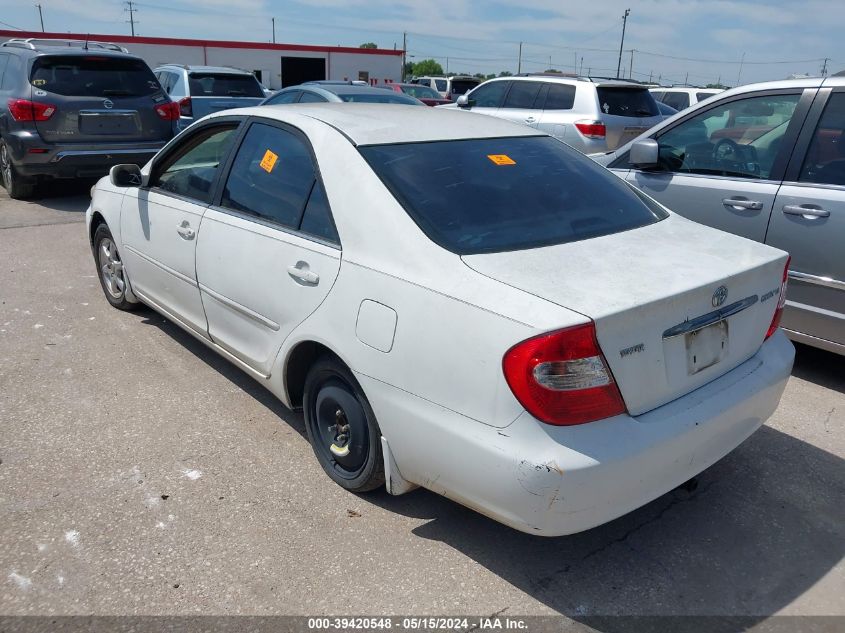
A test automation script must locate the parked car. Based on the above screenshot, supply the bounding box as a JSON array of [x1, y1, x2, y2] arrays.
[[261, 82, 422, 105], [650, 87, 723, 111], [411, 75, 480, 100], [383, 83, 450, 106], [0, 37, 176, 199], [594, 77, 845, 355], [439, 75, 664, 153], [87, 104, 793, 536], [153, 64, 266, 131]]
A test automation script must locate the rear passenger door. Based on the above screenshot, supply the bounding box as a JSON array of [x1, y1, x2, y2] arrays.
[[495, 80, 544, 129], [625, 89, 815, 242], [195, 119, 341, 377], [766, 88, 845, 349]]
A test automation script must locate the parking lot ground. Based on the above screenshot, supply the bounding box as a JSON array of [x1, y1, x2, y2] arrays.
[[0, 188, 843, 622]]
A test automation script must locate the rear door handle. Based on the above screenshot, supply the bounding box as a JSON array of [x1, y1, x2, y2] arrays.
[[722, 197, 763, 210], [287, 262, 319, 285], [782, 204, 830, 218], [176, 220, 195, 240], [525, 116, 537, 124]]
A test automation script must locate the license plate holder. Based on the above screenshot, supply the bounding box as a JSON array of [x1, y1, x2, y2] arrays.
[[685, 320, 729, 375]]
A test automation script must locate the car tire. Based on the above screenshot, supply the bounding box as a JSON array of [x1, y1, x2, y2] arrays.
[[93, 223, 139, 311], [0, 140, 36, 200], [303, 355, 385, 493]]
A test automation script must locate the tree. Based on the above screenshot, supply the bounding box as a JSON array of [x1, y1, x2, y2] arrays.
[[359, 42, 378, 49], [498, 70, 513, 77], [705, 82, 728, 89], [412, 59, 444, 76]]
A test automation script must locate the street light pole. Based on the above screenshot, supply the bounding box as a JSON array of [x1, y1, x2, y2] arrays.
[[616, 8, 630, 79]]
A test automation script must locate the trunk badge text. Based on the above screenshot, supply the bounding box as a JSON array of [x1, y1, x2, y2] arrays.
[[712, 285, 728, 307], [620, 343, 645, 358]]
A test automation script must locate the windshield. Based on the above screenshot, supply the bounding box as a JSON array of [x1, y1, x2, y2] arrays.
[[30, 56, 161, 97], [338, 93, 421, 104], [188, 73, 264, 97], [360, 136, 668, 255], [596, 87, 659, 117]]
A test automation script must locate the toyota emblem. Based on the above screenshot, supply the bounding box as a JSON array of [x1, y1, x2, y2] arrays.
[[712, 285, 728, 307], [103, 99, 114, 109]]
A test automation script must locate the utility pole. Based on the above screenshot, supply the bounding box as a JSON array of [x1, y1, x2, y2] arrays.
[[124, 1, 138, 37], [271, 17, 275, 43], [616, 8, 630, 79], [402, 31, 407, 81], [648, 70, 652, 83], [821, 58, 830, 76], [684, 72, 688, 86], [446, 57, 449, 74], [35, 4, 44, 32], [518, 41, 523, 74], [628, 49, 635, 79], [737, 51, 745, 85], [579, 56, 583, 76]]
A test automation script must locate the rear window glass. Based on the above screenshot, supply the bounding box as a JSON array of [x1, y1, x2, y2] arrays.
[[30, 56, 161, 97], [696, 92, 717, 103], [360, 136, 668, 255], [400, 84, 441, 100], [188, 73, 264, 97], [450, 79, 479, 95], [338, 93, 420, 104], [596, 87, 659, 117], [661, 92, 690, 111]]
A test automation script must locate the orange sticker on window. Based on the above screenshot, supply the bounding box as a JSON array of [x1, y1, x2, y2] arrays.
[[259, 149, 278, 173], [487, 154, 516, 166]]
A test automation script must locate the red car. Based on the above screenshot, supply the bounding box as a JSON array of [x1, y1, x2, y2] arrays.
[[385, 83, 452, 106]]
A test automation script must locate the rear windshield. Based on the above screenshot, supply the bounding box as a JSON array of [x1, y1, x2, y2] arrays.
[[30, 56, 160, 97], [400, 85, 441, 100], [188, 73, 264, 97], [596, 87, 659, 117], [360, 136, 668, 254], [338, 93, 420, 104], [450, 79, 479, 95]]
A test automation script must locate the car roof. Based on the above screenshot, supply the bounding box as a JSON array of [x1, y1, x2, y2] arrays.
[[232, 103, 544, 145], [157, 64, 254, 75]]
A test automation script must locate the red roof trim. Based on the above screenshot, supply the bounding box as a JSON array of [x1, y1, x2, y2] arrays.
[[0, 30, 404, 56]]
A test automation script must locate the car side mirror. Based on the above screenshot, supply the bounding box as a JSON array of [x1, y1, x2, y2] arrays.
[[456, 94, 471, 109], [110, 164, 145, 188], [630, 138, 659, 168]]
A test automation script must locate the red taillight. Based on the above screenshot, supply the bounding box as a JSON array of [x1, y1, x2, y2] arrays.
[[574, 120, 606, 139], [154, 101, 180, 121], [503, 322, 626, 426], [8, 98, 56, 121], [765, 256, 791, 340], [178, 96, 192, 117]]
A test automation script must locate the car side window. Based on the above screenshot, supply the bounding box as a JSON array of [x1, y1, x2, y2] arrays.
[[1, 55, 21, 91], [469, 81, 509, 108], [655, 93, 801, 180], [651, 91, 666, 103], [221, 123, 316, 229], [502, 81, 543, 109], [299, 180, 339, 244], [543, 84, 576, 110], [799, 92, 845, 187], [0, 54, 9, 90], [298, 91, 326, 103], [151, 125, 238, 203], [662, 92, 690, 110]]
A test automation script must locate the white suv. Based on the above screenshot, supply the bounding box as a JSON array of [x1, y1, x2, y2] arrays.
[[440, 75, 663, 153], [650, 87, 723, 111]]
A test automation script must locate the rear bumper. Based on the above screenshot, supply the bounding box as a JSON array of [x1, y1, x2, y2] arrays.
[[362, 331, 794, 536], [4, 130, 164, 179]]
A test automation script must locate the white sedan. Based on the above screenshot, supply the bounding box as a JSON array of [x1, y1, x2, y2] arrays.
[[87, 104, 794, 536]]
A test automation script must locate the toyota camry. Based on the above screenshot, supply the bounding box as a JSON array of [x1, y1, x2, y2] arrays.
[[87, 104, 794, 536]]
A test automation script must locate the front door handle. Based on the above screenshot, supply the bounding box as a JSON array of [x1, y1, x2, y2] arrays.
[[287, 262, 319, 285], [176, 220, 195, 240], [722, 197, 763, 210], [525, 116, 537, 124], [782, 204, 830, 218]]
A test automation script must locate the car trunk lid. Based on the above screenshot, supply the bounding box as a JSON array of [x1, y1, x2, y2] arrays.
[[462, 214, 788, 416]]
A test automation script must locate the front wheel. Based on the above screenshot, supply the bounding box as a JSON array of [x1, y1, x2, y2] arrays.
[[93, 223, 138, 311], [303, 356, 385, 492]]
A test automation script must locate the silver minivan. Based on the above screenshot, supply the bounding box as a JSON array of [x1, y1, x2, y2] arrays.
[[595, 77, 845, 355], [439, 75, 663, 153]]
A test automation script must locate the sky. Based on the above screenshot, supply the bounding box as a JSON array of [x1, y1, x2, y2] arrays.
[[1, 0, 843, 86]]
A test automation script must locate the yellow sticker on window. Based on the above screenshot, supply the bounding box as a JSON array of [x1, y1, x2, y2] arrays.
[[33, 79, 47, 86], [259, 149, 278, 173], [487, 154, 516, 166]]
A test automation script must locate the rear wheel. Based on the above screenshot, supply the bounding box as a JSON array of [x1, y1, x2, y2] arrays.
[[93, 223, 138, 311], [303, 356, 385, 492], [0, 140, 36, 200]]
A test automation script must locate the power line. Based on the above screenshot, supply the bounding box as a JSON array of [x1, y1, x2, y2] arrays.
[[0, 19, 25, 30]]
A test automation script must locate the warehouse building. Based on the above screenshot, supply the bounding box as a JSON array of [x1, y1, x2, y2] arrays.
[[0, 30, 404, 89]]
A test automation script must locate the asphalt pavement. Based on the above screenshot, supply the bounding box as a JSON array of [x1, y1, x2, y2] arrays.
[[1, 184, 843, 624]]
